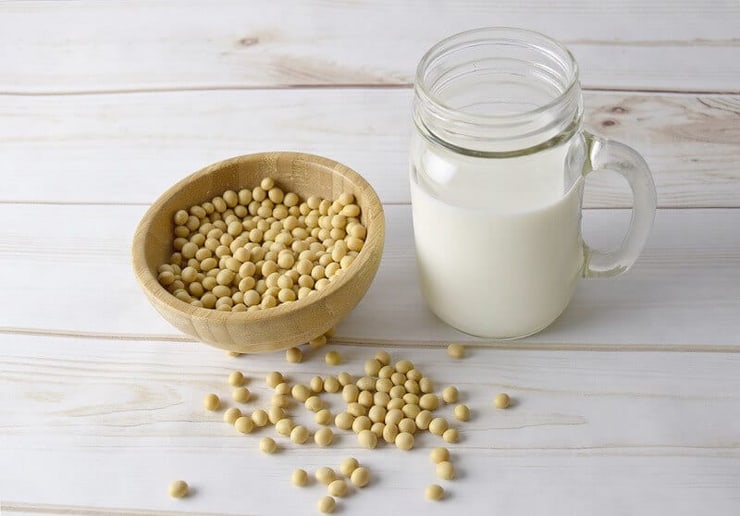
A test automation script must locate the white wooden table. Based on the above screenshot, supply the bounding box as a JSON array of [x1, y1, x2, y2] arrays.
[[2, 2, 740, 515]]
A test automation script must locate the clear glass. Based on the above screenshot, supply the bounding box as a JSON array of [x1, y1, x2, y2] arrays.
[[410, 27, 656, 339]]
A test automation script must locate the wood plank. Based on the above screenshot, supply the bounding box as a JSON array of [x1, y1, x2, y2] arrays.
[[1, 89, 739, 208], [1, 0, 739, 93], [3, 335, 740, 515], [1, 204, 738, 349]]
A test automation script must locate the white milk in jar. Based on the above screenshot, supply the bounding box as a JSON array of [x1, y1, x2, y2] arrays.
[[410, 137, 585, 338]]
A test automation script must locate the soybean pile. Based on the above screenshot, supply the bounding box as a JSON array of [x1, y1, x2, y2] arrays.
[[178, 343, 512, 513], [157, 178, 367, 312]]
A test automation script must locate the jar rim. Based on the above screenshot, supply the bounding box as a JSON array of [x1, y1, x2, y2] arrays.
[[415, 27, 579, 123]]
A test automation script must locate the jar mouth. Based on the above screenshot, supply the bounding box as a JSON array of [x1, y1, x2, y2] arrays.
[[415, 27, 579, 122], [414, 27, 582, 154]]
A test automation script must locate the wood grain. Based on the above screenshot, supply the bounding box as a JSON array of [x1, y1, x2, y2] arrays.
[[1, 89, 739, 208], [1, 0, 739, 93], [4, 3, 740, 516], [1, 204, 738, 349], [3, 335, 740, 515]]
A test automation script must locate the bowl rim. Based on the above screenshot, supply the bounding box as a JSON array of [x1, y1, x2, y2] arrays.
[[132, 151, 385, 324]]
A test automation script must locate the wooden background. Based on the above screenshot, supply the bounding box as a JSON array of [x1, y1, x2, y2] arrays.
[[2, 1, 740, 514]]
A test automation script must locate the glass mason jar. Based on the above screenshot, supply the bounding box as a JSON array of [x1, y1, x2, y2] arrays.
[[409, 28, 656, 339]]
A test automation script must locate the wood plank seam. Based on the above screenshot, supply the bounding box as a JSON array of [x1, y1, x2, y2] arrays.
[[2, 85, 740, 96], [2, 327, 740, 354]]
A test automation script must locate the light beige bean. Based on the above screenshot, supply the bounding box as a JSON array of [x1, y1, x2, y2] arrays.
[[259, 437, 277, 454], [168, 480, 189, 498], [443, 428, 459, 443], [494, 392, 511, 409], [436, 461, 455, 480], [447, 343, 465, 359], [315, 466, 336, 485], [425, 484, 445, 501], [291, 468, 308, 487], [234, 416, 254, 434], [290, 425, 310, 444], [223, 407, 242, 424], [317, 495, 336, 514], [350, 467, 370, 488], [395, 431, 415, 451], [203, 393, 220, 411], [357, 429, 378, 449], [430, 447, 449, 464], [454, 404, 470, 422], [314, 427, 334, 447], [340, 457, 359, 476]]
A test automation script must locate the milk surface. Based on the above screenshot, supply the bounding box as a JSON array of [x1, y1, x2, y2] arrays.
[[410, 139, 585, 338]]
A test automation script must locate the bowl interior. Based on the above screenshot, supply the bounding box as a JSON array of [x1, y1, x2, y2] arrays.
[[132, 151, 385, 352]]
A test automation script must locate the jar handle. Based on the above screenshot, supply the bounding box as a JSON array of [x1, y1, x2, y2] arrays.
[[581, 132, 657, 278]]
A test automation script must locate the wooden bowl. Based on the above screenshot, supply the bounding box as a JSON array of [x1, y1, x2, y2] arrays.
[[132, 152, 385, 353]]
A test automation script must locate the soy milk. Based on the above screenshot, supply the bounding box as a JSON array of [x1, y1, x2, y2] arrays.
[[410, 139, 585, 338]]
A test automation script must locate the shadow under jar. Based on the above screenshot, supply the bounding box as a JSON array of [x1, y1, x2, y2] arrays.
[[409, 27, 656, 339]]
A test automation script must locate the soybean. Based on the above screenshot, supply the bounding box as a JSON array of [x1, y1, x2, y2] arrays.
[[266, 371, 284, 388], [305, 395, 323, 412], [442, 386, 459, 404], [429, 417, 449, 436], [335, 412, 354, 430], [251, 409, 269, 427], [382, 423, 399, 444], [328, 479, 348, 498], [292, 384, 312, 402], [375, 350, 391, 365], [232, 386, 251, 403], [419, 393, 440, 411], [228, 371, 245, 386], [350, 467, 370, 488], [454, 404, 470, 422], [340, 457, 359, 477], [315, 467, 336, 485], [325, 351, 341, 366], [315, 409, 332, 426], [358, 429, 378, 449], [268, 406, 285, 424], [291, 468, 308, 487], [203, 393, 220, 411], [443, 428, 459, 443], [395, 431, 415, 451], [275, 418, 294, 437], [430, 447, 450, 464], [285, 347, 303, 363], [494, 392, 511, 409], [234, 416, 254, 434], [425, 484, 444, 501], [275, 382, 291, 396], [310, 376, 324, 393], [259, 437, 277, 454], [290, 425, 310, 444], [364, 359, 382, 376], [314, 427, 334, 447], [317, 496, 336, 514], [386, 398, 404, 411], [447, 343, 465, 359], [168, 480, 189, 499], [436, 461, 455, 480], [323, 375, 340, 393], [415, 410, 433, 430], [223, 407, 242, 424]]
